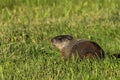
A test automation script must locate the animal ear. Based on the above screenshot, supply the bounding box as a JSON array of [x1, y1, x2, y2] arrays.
[[67, 35, 73, 40]]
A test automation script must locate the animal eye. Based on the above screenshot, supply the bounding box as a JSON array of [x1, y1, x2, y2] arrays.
[[58, 37, 62, 40]]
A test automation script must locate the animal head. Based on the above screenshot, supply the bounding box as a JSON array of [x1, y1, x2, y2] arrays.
[[51, 35, 73, 50]]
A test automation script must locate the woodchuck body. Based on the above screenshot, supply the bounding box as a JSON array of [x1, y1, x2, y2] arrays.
[[51, 35, 105, 60]]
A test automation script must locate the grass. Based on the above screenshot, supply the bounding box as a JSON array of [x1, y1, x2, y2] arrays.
[[0, 0, 120, 80]]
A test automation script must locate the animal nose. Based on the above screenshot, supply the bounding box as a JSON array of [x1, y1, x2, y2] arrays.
[[51, 38, 54, 42]]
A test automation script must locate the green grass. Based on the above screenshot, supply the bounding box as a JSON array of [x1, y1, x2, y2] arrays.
[[0, 0, 120, 80]]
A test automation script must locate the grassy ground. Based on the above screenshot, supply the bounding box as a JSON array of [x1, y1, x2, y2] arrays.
[[0, 0, 120, 80]]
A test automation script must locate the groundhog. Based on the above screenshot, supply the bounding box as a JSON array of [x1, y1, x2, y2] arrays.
[[51, 35, 105, 60]]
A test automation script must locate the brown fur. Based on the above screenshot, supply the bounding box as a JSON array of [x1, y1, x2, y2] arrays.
[[51, 35, 105, 60]]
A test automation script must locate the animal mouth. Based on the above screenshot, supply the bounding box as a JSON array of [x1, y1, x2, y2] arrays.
[[52, 43, 56, 47]]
